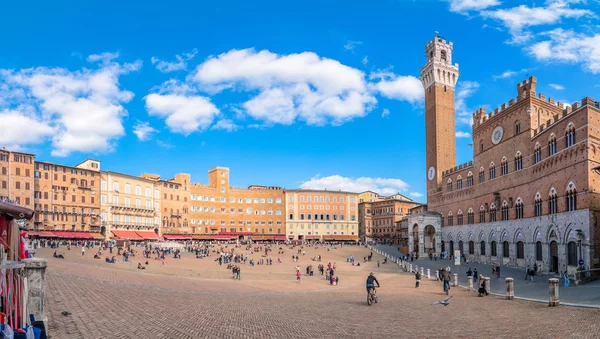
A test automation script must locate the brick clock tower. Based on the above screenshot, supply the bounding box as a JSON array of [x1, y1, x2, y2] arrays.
[[420, 36, 459, 194]]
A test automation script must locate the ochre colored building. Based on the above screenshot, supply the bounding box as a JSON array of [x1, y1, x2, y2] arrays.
[[285, 189, 359, 241], [189, 167, 285, 240], [408, 36, 600, 275], [0, 149, 35, 228], [33, 159, 101, 233], [357, 191, 420, 242]]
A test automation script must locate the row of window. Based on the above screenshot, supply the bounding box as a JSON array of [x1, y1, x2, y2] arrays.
[[289, 224, 355, 230], [290, 213, 356, 221], [295, 205, 346, 211], [290, 195, 352, 204], [191, 195, 282, 204], [1, 167, 32, 177], [449, 240, 579, 266], [443, 189, 577, 226], [100, 195, 158, 209], [0, 154, 33, 163], [104, 182, 158, 198], [189, 206, 283, 215], [190, 219, 280, 225]]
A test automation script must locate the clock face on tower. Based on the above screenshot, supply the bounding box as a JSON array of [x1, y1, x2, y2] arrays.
[[428, 167, 435, 181], [491, 126, 504, 145]]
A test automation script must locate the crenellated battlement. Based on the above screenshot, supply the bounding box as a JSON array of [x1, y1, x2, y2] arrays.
[[442, 161, 474, 177], [531, 96, 596, 137]]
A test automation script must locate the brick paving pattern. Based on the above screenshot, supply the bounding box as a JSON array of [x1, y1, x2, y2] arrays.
[[41, 246, 600, 338]]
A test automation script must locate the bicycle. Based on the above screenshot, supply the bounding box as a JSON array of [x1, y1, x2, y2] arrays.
[[367, 287, 379, 306]]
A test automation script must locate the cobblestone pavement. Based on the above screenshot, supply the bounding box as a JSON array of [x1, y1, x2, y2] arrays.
[[41, 246, 600, 338], [373, 245, 600, 306]]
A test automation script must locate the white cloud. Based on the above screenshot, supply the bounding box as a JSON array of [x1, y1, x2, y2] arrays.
[[344, 40, 363, 51], [456, 131, 471, 138], [448, 0, 500, 13], [493, 70, 517, 80], [133, 121, 157, 141], [362, 56, 369, 65], [0, 53, 140, 156], [145, 93, 219, 134], [381, 108, 390, 118], [528, 29, 600, 73], [0, 109, 55, 145], [549, 83, 565, 90], [211, 119, 240, 132], [299, 174, 410, 196], [156, 140, 174, 149], [191, 48, 378, 126], [151, 49, 198, 73], [481, 1, 592, 43], [455, 81, 480, 125], [410, 192, 424, 198], [369, 70, 423, 103]]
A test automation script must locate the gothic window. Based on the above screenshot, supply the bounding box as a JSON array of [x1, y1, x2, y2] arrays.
[[456, 176, 463, 190], [466, 172, 473, 187], [515, 199, 524, 219], [479, 167, 485, 183], [489, 205, 497, 222], [440, 216, 444, 227], [534, 193, 542, 217], [516, 241, 524, 259], [566, 124, 576, 147], [491, 241, 497, 256], [447, 179, 453, 192], [489, 163, 496, 179], [514, 152, 523, 171], [548, 135, 557, 156], [480, 241, 486, 255], [534, 143, 542, 163], [501, 158, 508, 175], [515, 121, 521, 134], [536, 241, 543, 261], [457, 211, 463, 225], [467, 209, 474, 224], [469, 241, 474, 255], [479, 206, 486, 223], [447, 213, 453, 226], [566, 182, 577, 211], [503, 241, 510, 258], [548, 188, 558, 214], [501, 205, 509, 221]]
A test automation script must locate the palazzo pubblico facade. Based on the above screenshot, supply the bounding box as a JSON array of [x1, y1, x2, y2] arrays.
[[408, 36, 600, 274]]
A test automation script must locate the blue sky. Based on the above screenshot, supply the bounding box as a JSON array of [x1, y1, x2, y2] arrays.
[[1, 0, 599, 202]]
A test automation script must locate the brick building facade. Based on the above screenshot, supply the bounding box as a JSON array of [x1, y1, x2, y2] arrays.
[[408, 36, 600, 274], [357, 191, 420, 242]]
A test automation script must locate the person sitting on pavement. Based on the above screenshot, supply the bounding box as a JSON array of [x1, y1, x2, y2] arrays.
[[138, 263, 146, 270]]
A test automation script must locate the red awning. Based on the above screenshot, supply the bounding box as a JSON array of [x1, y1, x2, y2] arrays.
[[112, 230, 143, 240], [28, 231, 56, 237], [217, 232, 253, 235], [274, 235, 287, 241], [50, 231, 94, 239], [212, 235, 236, 240], [163, 235, 192, 240], [136, 231, 160, 240]]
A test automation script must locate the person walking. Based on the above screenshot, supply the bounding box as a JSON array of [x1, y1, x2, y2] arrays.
[[441, 268, 451, 295], [297, 270, 302, 283], [415, 271, 421, 288]]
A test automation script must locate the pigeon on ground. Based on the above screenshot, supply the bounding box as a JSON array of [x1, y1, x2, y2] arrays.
[[432, 296, 452, 306], [61, 311, 72, 316]]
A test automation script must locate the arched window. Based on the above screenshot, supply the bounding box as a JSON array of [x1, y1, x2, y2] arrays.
[[566, 123, 576, 147], [489, 204, 497, 222], [440, 215, 444, 227], [501, 201, 509, 221], [548, 188, 558, 214], [514, 152, 523, 171], [501, 157, 509, 175], [515, 121, 521, 134], [456, 175, 463, 189], [469, 240, 475, 254], [458, 240, 464, 253], [457, 210, 463, 225], [516, 241, 524, 259], [467, 208, 474, 224], [515, 198, 524, 219], [566, 182, 577, 211], [534, 193, 542, 217], [534, 143, 542, 163], [479, 205, 486, 223], [479, 167, 485, 183], [480, 241, 486, 255], [503, 241, 510, 257], [491, 241, 497, 256], [548, 134, 557, 156], [447, 179, 453, 192], [489, 162, 496, 179], [467, 172, 473, 187], [441, 50, 447, 62], [567, 241, 578, 266], [447, 212, 453, 226], [536, 241, 543, 261]]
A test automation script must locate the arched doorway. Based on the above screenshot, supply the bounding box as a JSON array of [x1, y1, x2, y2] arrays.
[[412, 224, 419, 254], [100, 226, 106, 237], [424, 225, 436, 254], [441, 240, 445, 253], [458, 240, 464, 254], [550, 241, 559, 273], [449, 241, 454, 254]]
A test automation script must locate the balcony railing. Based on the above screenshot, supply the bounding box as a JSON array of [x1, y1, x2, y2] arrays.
[[110, 203, 156, 213], [110, 222, 159, 228]]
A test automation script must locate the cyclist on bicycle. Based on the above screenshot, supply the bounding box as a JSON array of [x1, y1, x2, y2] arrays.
[[366, 272, 380, 295]]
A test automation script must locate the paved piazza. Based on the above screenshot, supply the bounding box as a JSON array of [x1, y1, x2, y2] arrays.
[[41, 245, 599, 338]]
